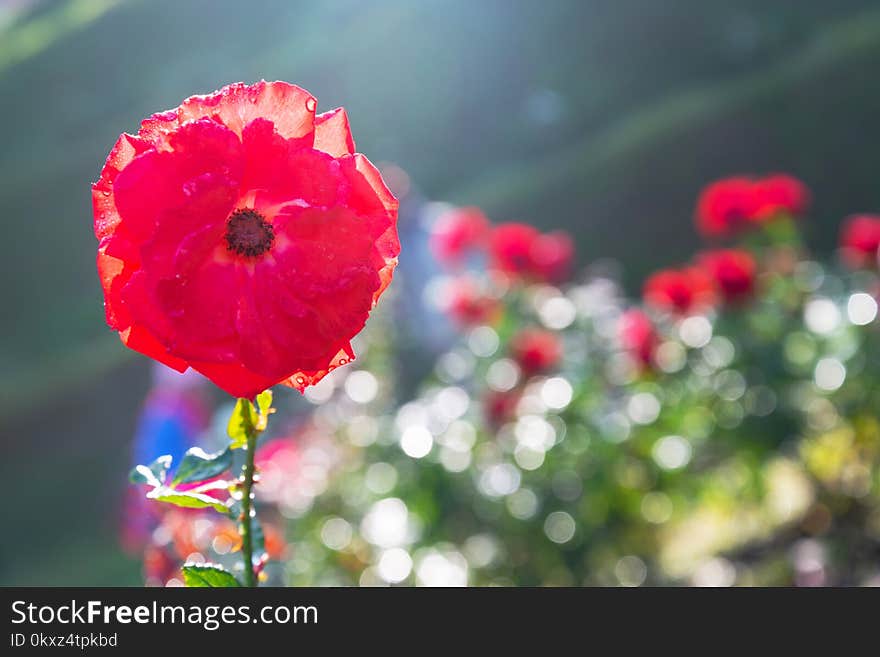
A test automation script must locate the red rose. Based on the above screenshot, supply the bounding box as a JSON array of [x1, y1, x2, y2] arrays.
[[752, 174, 811, 223], [618, 309, 657, 369], [530, 231, 575, 284], [444, 278, 501, 327], [696, 248, 757, 304], [490, 222, 541, 276], [643, 267, 715, 316], [695, 174, 810, 237], [695, 177, 758, 238], [840, 214, 880, 269], [490, 222, 575, 283], [93, 81, 399, 398], [510, 328, 562, 376], [430, 206, 490, 264]]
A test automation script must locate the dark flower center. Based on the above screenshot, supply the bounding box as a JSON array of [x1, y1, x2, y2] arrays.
[[225, 209, 274, 258]]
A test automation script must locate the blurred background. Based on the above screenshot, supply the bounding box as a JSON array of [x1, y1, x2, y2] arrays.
[[3, 0, 880, 585]]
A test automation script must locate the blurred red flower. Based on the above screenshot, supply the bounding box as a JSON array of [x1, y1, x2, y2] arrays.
[[695, 177, 758, 238], [490, 222, 574, 283], [510, 328, 562, 376], [490, 222, 541, 276], [530, 231, 575, 284], [445, 278, 501, 327], [643, 267, 715, 315], [618, 309, 657, 369], [696, 248, 757, 305], [695, 174, 809, 237], [93, 81, 399, 398], [840, 214, 880, 269], [430, 207, 490, 264], [484, 389, 521, 429], [752, 174, 811, 222]]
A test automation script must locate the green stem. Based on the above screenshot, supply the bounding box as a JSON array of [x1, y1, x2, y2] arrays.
[[240, 429, 258, 587]]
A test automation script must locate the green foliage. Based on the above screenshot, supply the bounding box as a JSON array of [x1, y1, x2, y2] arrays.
[[171, 447, 233, 486], [182, 564, 240, 587], [227, 398, 257, 449], [276, 216, 880, 587], [130, 450, 232, 516], [146, 486, 229, 514], [128, 455, 171, 488]]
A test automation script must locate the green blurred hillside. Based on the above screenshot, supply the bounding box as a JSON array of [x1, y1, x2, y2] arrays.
[[3, 0, 880, 584]]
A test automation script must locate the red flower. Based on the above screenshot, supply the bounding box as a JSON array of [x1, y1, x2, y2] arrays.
[[618, 309, 657, 369], [752, 174, 811, 222], [510, 328, 562, 376], [93, 81, 399, 398], [490, 222, 541, 276], [444, 279, 501, 327], [695, 174, 810, 237], [840, 215, 880, 269], [430, 206, 490, 264], [490, 222, 575, 283], [696, 248, 757, 305], [530, 231, 575, 284], [484, 389, 521, 429], [695, 177, 758, 238], [643, 267, 715, 316]]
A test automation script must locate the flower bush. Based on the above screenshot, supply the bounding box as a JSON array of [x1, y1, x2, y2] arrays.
[[190, 173, 875, 587]]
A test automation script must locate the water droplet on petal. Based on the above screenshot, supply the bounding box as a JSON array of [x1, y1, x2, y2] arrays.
[[306, 97, 317, 113]]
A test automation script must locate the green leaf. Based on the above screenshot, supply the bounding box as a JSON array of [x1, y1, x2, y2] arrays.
[[227, 398, 257, 449], [226, 498, 241, 521], [188, 479, 232, 495], [171, 447, 233, 486], [129, 455, 172, 487], [147, 486, 229, 514], [182, 563, 240, 587]]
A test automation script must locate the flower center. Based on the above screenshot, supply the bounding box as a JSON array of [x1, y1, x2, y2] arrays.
[[225, 209, 274, 258]]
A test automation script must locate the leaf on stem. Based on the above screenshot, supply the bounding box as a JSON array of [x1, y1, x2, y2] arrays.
[[171, 446, 233, 486], [227, 398, 257, 449], [182, 563, 241, 587], [147, 486, 229, 514], [129, 455, 172, 487]]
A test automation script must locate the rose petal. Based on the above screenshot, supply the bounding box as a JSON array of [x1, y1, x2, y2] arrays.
[[140, 81, 316, 143], [114, 119, 242, 242], [93, 133, 153, 241], [314, 108, 355, 157]]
